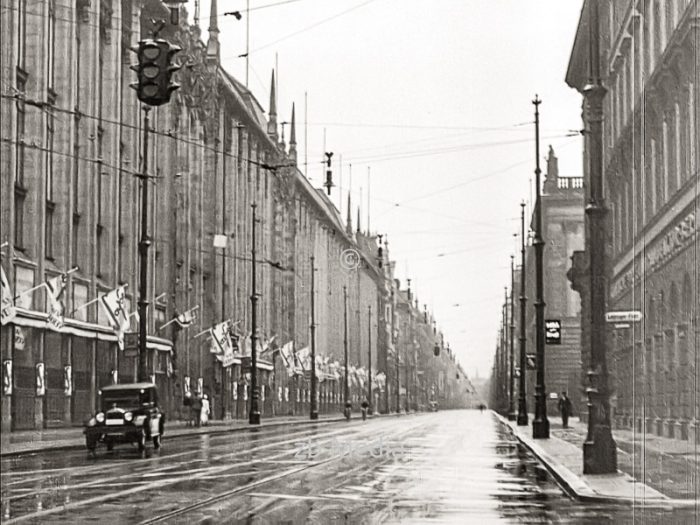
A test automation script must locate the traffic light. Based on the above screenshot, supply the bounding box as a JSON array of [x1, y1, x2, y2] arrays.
[[130, 39, 181, 106], [323, 152, 334, 195]]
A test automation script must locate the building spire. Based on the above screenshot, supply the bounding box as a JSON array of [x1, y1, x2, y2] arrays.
[[289, 103, 297, 164], [267, 70, 278, 141], [206, 0, 220, 63], [346, 167, 353, 236], [357, 187, 362, 233]]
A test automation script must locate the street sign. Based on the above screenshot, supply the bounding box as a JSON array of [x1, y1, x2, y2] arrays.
[[124, 332, 139, 357], [605, 311, 642, 323], [545, 319, 561, 345]]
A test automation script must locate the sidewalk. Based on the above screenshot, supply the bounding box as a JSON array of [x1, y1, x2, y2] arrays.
[[1, 413, 349, 457], [495, 412, 699, 507]]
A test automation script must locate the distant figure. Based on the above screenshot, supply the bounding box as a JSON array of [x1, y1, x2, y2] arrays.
[[360, 398, 369, 421], [200, 394, 210, 426], [191, 394, 203, 427], [478, 403, 486, 413], [558, 392, 572, 428]]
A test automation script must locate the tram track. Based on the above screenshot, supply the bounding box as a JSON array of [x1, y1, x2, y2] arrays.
[[2, 416, 424, 523], [138, 418, 431, 524]]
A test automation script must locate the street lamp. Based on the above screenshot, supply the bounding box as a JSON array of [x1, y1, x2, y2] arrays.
[[508, 255, 517, 421], [531, 95, 550, 439], [249, 202, 261, 425], [517, 201, 529, 426], [310, 256, 318, 420], [582, 0, 617, 473], [367, 304, 373, 415]]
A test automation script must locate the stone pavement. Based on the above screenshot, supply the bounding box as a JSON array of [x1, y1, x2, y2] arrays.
[[0, 413, 349, 457], [495, 412, 700, 507]]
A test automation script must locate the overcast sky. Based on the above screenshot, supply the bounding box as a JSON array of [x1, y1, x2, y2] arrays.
[[192, 0, 585, 380]]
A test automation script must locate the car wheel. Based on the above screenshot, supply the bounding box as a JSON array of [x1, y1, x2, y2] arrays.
[[137, 429, 146, 452], [153, 434, 161, 449]]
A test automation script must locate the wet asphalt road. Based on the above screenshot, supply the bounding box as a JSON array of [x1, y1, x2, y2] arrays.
[[1, 410, 696, 524]]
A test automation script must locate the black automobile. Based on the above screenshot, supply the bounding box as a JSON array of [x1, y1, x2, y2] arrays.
[[84, 382, 165, 454]]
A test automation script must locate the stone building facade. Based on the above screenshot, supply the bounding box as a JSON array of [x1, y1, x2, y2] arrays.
[[522, 149, 585, 417], [566, 0, 698, 442], [0, 0, 470, 432]]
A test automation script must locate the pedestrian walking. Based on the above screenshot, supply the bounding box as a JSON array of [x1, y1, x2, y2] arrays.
[[360, 397, 369, 421], [183, 391, 193, 426], [200, 394, 210, 426], [191, 393, 203, 427], [558, 392, 572, 428]]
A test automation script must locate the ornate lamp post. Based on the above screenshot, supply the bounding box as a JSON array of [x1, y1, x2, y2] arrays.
[[310, 256, 318, 420], [532, 95, 550, 439], [249, 202, 261, 425], [517, 201, 529, 425], [582, 0, 617, 473]]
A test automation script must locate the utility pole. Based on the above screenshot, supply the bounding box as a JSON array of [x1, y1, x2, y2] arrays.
[[249, 202, 261, 425], [310, 256, 318, 420], [395, 325, 401, 413], [582, 0, 617, 473], [508, 255, 516, 421], [138, 106, 151, 382], [343, 285, 350, 414], [367, 304, 372, 414], [503, 288, 508, 414], [532, 95, 550, 439], [517, 201, 529, 426]]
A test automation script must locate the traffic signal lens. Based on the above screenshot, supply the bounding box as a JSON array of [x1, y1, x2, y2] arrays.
[[143, 46, 161, 60], [142, 65, 160, 79], [142, 85, 160, 97]]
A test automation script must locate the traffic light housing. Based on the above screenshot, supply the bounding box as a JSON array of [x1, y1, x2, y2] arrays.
[[130, 39, 181, 106]]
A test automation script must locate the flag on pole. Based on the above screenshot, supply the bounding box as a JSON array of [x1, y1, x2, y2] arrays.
[[0, 264, 16, 326], [45, 274, 67, 331], [175, 308, 197, 328], [210, 320, 235, 367], [100, 286, 130, 350], [279, 341, 294, 371]]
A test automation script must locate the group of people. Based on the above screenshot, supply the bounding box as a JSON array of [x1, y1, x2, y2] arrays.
[[183, 392, 210, 427]]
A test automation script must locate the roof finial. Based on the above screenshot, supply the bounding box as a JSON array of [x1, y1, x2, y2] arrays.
[[206, 0, 220, 63], [346, 165, 353, 235], [267, 70, 278, 141], [289, 103, 297, 164]]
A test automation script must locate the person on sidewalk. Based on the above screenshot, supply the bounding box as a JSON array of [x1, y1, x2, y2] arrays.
[[200, 394, 210, 426], [360, 397, 369, 420], [191, 393, 203, 427], [558, 392, 572, 428]]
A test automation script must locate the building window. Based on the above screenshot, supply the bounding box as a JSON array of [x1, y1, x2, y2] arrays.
[[14, 185, 26, 250], [72, 214, 81, 269], [14, 266, 35, 310], [72, 283, 89, 322], [15, 71, 27, 185], [17, 0, 27, 68], [96, 224, 104, 278], [45, 201, 55, 260]]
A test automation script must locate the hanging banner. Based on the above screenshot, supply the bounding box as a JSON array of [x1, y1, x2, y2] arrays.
[[36, 362, 45, 397], [0, 264, 16, 326], [45, 274, 68, 331], [63, 365, 72, 396], [100, 286, 130, 350], [14, 326, 26, 351], [2, 360, 12, 396]]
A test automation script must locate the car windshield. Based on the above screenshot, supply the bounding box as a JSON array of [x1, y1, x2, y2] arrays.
[[101, 389, 153, 410]]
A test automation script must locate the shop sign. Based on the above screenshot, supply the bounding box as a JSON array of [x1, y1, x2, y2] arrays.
[[545, 320, 562, 345], [36, 362, 45, 396], [3, 360, 11, 396]]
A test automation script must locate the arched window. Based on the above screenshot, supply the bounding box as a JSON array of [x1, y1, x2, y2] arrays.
[[682, 273, 693, 321], [656, 290, 665, 331], [670, 282, 679, 323], [647, 296, 656, 335]]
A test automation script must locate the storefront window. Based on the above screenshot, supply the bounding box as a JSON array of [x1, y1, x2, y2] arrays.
[[14, 266, 34, 310]]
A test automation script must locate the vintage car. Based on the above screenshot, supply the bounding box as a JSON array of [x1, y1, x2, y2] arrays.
[[429, 401, 439, 412], [84, 382, 165, 454]]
